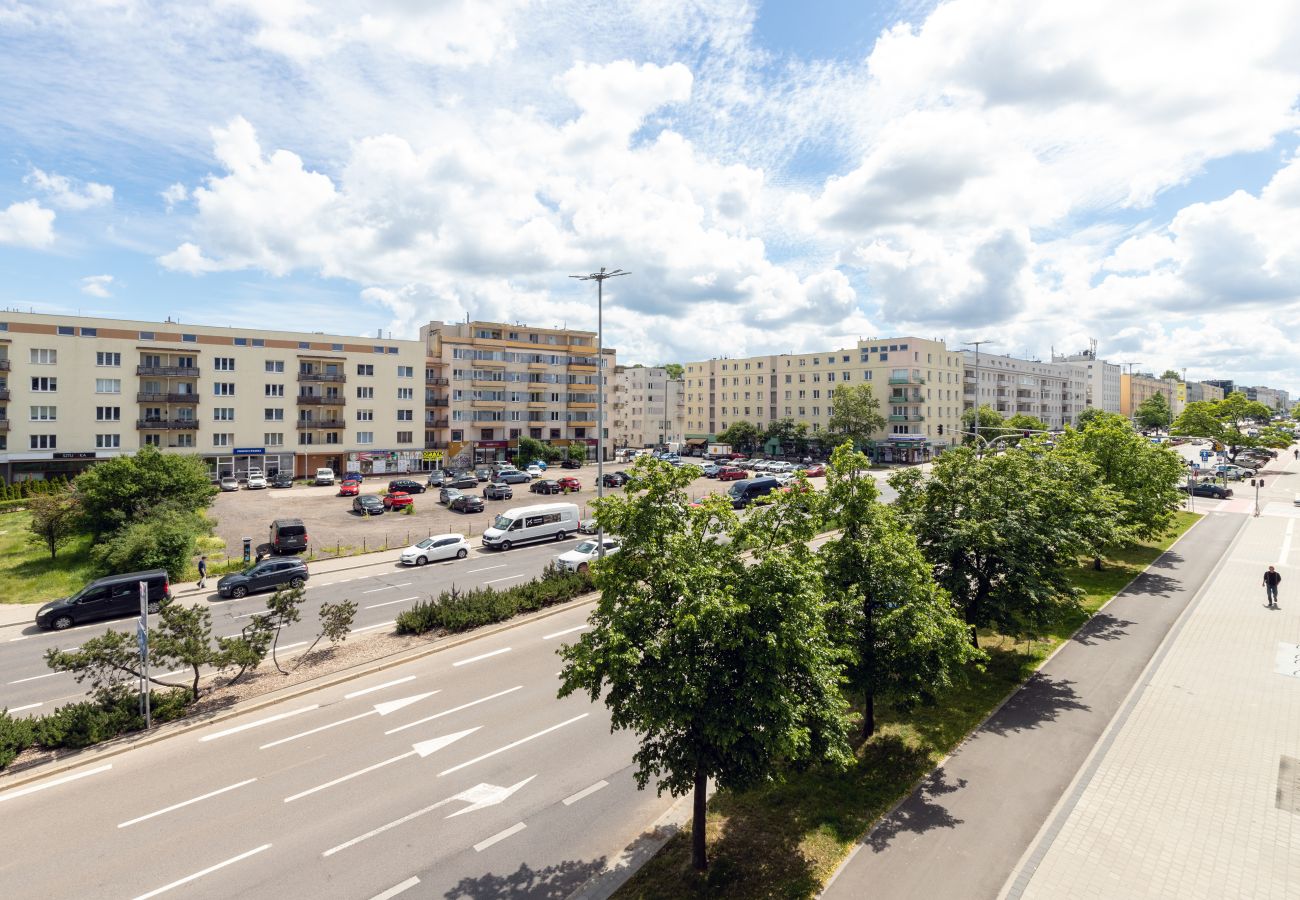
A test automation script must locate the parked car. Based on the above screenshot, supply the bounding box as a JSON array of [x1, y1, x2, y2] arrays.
[[426, 470, 448, 487], [354, 494, 385, 515], [701, 464, 721, 477], [484, 482, 513, 500], [556, 476, 582, 492], [268, 518, 308, 554], [560, 458, 583, 469], [1213, 465, 1249, 481], [35, 569, 171, 630], [497, 470, 531, 485], [556, 537, 620, 573], [475, 467, 494, 482], [315, 467, 335, 486], [400, 533, 470, 566], [531, 479, 563, 495], [446, 474, 479, 489], [246, 473, 268, 490], [1180, 482, 1234, 499], [578, 518, 599, 534], [481, 502, 580, 550], [388, 479, 426, 495], [217, 557, 309, 599], [271, 472, 295, 488], [526, 464, 545, 479], [219, 476, 239, 492], [383, 491, 414, 510], [439, 486, 464, 505], [450, 493, 485, 513], [601, 472, 629, 487], [801, 464, 827, 477], [716, 466, 745, 481], [728, 476, 781, 508], [339, 481, 360, 497], [343, 471, 364, 483]]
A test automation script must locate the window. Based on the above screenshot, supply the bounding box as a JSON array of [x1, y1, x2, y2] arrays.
[[211, 407, 234, 421], [233, 338, 247, 346], [373, 346, 384, 354], [29, 405, 57, 421], [139, 330, 155, 340], [265, 433, 283, 446], [30, 348, 57, 365], [213, 433, 233, 447], [95, 378, 121, 394], [299, 341, 310, 350], [214, 383, 235, 396], [265, 384, 285, 397], [214, 357, 235, 371], [95, 434, 120, 449], [264, 408, 284, 421], [30, 434, 57, 449], [31, 376, 57, 392], [356, 431, 374, 444], [174, 434, 194, 448], [397, 366, 413, 378], [96, 406, 120, 421], [356, 386, 374, 399], [265, 360, 285, 373], [252, 339, 264, 348], [96, 352, 121, 367], [357, 364, 374, 376], [143, 434, 161, 447], [397, 387, 413, 400], [397, 431, 413, 443], [182, 334, 197, 343], [57, 325, 74, 335], [397, 410, 413, 421], [356, 409, 374, 421]]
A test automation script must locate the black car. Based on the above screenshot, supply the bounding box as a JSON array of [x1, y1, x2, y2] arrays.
[[353, 494, 385, 515], [475, 467, 493, 482], [449, 493, 485, 513], [388, 479, 426, 495], [1180, 482, 1234, 499], [560, 458, 583, 469], [601, 472, 629, 487], [35, 570, 171, 630], [446, 474, 479, 489], [426, 470, 447, 487], [497, 470, 531, 484], [439, 486, 464, 505], [217, 558, 309, 599], [270, 472, 295, 488], [484, 482, 513, 500], [531, 479, 562, 495]]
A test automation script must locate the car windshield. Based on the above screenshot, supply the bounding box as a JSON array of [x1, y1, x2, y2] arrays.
[[492, 515, 513, 530], [574, 541, 597, 554], [416, 538, 435, 549]]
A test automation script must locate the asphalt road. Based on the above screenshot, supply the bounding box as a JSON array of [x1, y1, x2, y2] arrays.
[[0, 600, 674, 900]]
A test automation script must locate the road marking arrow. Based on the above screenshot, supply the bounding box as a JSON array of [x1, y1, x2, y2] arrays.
[[412, 727, 480, 757], [374, 691, 438, 716], [446, 775, 536, 818]]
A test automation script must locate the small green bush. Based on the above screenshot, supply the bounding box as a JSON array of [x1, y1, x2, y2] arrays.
[[0, 689, 193, 768], [396, 563, 593, 635], [0, 709, 36, 769]]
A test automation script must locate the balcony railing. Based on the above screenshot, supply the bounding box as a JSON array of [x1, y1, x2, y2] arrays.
[[424, 417, 449, 428], [136, 418, 200, 430], [0, 388, 9, 401], [427, 397, 450, 408], [888, 393, 922, 404], [295, 420, 346, 430], [136, 392, 200, 403], [137, 365, 200, 378], [425, 375, 449, 386], [0, 359, 9, 371], [423, 441, 449, 450], [888, 414, 925, 423], [0, 418, 8, 433], [887, 375, 924, 385], [297, 372, 347, 383], [296, 395, 345, 405]]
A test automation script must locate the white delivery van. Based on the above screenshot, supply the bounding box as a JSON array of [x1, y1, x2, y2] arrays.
[[314, 467, 335, 485], [481, 502, 580, 550]]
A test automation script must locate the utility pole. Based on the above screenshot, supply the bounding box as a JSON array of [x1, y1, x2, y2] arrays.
[[964, 340, 992, 450]]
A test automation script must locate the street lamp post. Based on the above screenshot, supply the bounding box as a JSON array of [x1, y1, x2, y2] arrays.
[[570, 267, 629, 558], [964, 340, 992, 452]]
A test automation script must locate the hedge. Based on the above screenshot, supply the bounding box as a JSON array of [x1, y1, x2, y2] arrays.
[[396, 562, 593, 635], [0, 476, 70, 502]]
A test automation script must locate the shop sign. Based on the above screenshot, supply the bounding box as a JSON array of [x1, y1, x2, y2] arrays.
[[422, 451, 444, 462], [233, 447, 265, 456], [53, 452, 96, 460]]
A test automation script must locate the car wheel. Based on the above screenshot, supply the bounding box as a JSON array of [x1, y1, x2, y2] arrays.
[[230, 586, 248, 599], [456, 548, 468, 559], [415, 555, 428, 566], [51, 614, 74, 630], [555, 530, 565, 541], [147, 600, 161, 614], [289, 576, 305, 589], [500, 540, 512, 551]]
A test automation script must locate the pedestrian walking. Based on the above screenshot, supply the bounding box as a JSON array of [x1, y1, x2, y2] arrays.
[[197, 555, 208, 589], [1263, 565, 1281, 608], [1293, 448, 1297, 461]]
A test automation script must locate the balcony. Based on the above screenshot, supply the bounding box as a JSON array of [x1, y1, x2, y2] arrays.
[[887, 374, 924, 385], [297, 372, 347, 384], [136, 392, 200, 404], [137, 365, 200, 378], [568, 420, 597, 428], [527, 362, 550, 370], [568, 383, 597, 392], [0, 388, 9, 401], [296, 395, 345, 406], [427, 397, 450, 408], [423, 440, 449, 450], [570, 401, 598, 410], [0, 418, 8, 433], [136, 418, 200, 430], [0, 359, 9, 371], [888, 392, 922, 404], [295, 419, 346, 430], [471, 378, 505, 388], [424, 417, 449, 428], [888, 414, 925, 423], [425, 375, 449, 386], [476, 359, 507, 369], [471, 399, 506, 409]]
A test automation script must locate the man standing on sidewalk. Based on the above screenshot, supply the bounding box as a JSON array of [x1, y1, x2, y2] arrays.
[[197, 555, 208, 590], [1263, 565, 1281, 608]]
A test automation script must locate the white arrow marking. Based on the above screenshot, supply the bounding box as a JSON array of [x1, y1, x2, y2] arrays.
[[412, 727, 480, 758], [446, 775, 536, 818], [374, 691, 438, 716]]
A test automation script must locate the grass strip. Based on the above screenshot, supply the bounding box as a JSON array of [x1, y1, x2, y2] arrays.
[[0, 511, 100, 605]]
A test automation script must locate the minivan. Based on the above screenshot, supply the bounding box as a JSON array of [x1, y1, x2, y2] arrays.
[[269, 518, 309, 554], [315, 467, 335, 485], [728, 476, 781, 508], [35, 570, 171, 630], [481, 502, 580, 550]]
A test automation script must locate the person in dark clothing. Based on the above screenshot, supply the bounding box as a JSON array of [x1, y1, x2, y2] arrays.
[[1263, 565, 1281, 608], [197, 555, 208, 589]]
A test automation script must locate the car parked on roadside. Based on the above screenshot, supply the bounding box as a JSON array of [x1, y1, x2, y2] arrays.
[[556, 537, 620, 573], [246, 473, 268, 490], [314, 467, 335, 486], [496, 469, 531, 485], [339, 481, 360, 497], [1213, 465, 1250, 481], [1181, 482, 1234, 499], [716, 466, 745, 481], [35, 570, 171, 630], [561, 458, 583, 469], [439, 486, 464, 505], [217, 557, 309, 599], [445, 474, 478, 489], [268, 518, 309, 554], [728, 476, 781, 508], [449, 493, 485, 513], [484, 482, 513, 500], [526, 464, 545, 479], [219, 476, 239, 492], [426, 470, 448, 487], [388, 479, 426, 495], [701, 463, 720, 477], [531, 479, 563, 495], [400, 533, 470, 566], [475, 467, 493, 482], [801, 464, 826, 477], [556, 476, 582, 492], [578, 518, 599, 534], [353, 494, 385, 515], [271, 472, 295, 488], [601, 472, 629, 487], [383, 491, 414, 510]]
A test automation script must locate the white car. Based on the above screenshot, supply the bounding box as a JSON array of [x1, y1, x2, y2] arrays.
[[400, 533, 470, 566], [246, 474, 268, 489], [772, 472, 795, 486], [556, 537, 620, 573], [526, 464, 544, 479]]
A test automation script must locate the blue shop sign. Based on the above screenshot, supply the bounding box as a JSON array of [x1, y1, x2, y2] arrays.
[[233, 447, 265, 456]]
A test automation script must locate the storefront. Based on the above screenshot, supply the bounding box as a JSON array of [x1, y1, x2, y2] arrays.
[[206, 449, 296, 480], [473, 440, 510, 466], [297, 451, 345, 479], [879, 435, 932, 464], [346, 449, 437, 477], [2, 451, 104, 483]]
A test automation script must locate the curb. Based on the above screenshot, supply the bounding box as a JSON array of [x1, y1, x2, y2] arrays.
[[0, 591, 600, 795]]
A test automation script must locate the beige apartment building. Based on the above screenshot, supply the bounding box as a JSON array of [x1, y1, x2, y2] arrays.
[[419, 320, 616, 467], [0, 311, 428, 482], [1121, 372, 1178, 421], [684, 337, 964, 462], [962, 350, 1086, 430], [610, 365, 684, 449]]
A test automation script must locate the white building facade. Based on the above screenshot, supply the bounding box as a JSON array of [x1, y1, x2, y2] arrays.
[[962, 350, 1086, 430], [611, 366, 684, 449]]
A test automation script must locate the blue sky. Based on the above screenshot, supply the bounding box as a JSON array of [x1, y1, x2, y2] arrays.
[[2, 0, 1299, 395]]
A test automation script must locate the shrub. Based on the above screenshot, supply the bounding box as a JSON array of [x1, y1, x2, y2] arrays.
[[396, 564, 594, 636], [0, 709, 36, 769], [18, 689, 190, 759], [92, 507, 212, 580]]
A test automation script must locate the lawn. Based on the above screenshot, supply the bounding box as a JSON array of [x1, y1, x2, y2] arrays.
[[0, 511, 101, 605], [613, 510, 1202, 899]]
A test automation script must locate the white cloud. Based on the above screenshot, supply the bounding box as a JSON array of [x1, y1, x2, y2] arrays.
[[24, 168, 114, 210], [80, 274, 114, 297], [161, 182, 188, 210], [0, 200, 56, 248]]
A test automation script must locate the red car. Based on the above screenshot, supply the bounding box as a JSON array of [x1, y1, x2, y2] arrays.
[[339, 481, 360, 497], [556, 476, 582, 492], [383, 491, 414, 510], [802, 465, 826, 477], [716, 466, 745, 481]]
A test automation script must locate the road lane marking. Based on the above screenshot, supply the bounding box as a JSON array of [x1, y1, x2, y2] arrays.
[[467, 565, 506, 574], [353, 620, 395, 633], [562, 780, 609, 806], [474, 822, 526, 852], [385, 686, 523, 735], [199, 705, 319, 742], [0, 763, 112, 803], [484, 575, 526, 585], [278, 641, 308, 651], [392, 582, 412, 587], [362, 586, 394, 594], [365, 596, 416, 609], [345, 675, 415, 699], [131, 844, 271, 900], [284, 751, 415, 802], [8, 702, 42, 713], [1281, 517, 1295, 567], [8, 671, 64, 685], [261, 710, 377, 750], [451, 647, 511, 667], [438, 713, 589, 776], [368, 877, 420, 900], [543, 624, 587, 640], [118, 779, 257, 828], [323, 796, 459, 857], [230, 610, 262, 619]]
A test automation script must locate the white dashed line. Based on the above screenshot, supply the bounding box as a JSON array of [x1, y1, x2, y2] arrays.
[[362, 586, 394, 594], [366, 596, 418, 609], [562, 780, 609, 806], [199, 706, 319, 742], [483, 575, 525, 585], [8, 671, 64, 685], [468, 565, 506, 574], [0, 764, 112, 804], [367, 877, 421, 900], [130, 844, 271, 900], [542, 624, 587, 640], [118, 779, 257, 828], [474, 822, 526, 852], [344, 676, 416, 699], [451, 647, 511, 667]]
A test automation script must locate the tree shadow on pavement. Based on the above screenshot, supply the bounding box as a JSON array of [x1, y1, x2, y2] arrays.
[[1072, 612, 1136, 645], [1148, 550, 1183, 570], [1123, 571, 1181, 598], [864, 766, 966, 853], [981, 673, 1090, 737], [443, 857, 608, 899]]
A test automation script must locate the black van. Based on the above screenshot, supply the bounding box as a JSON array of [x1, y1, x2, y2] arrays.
[[269, 518, 309, 554], [35, 570, 171, 631], [728, 476, 781, 509]]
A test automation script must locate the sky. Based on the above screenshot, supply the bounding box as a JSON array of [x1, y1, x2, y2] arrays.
[[1, 0, 1299, 395]]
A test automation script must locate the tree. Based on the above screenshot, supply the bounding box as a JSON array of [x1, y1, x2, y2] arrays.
[[1076, 407, 1106, 429], [92, 506, 211, 580], [297, 599, 358, 668], [215, 617, 274, 684], [764, 418, 800, 454], [1172, 392, 1272, 461], [148, 602, 217, 701], [265, 586, 307, 674], [27, 489, 81, 559], [960, 405, 1005, 443], [1160, 369, 1181, 382], [73, 445, 216, 539], [827, 383, 886, 450], [819, 443, 980, 737], [1005, 413, 1048, 434], [717, 420, 761, 454], [558, 457, 851, 870], [1135, 391, 1172, 431], [663, 363, 684, 380]]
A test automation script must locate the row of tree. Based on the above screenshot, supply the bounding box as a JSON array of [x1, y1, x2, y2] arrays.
[[716, 383, 888, 455], [559, 411, 1187, 870], [1172, 391, 1289, 459]]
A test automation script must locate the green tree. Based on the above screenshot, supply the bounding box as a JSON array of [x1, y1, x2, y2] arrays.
[[297, 599, 358, 668], [820, 443, 980, 737], [960, 405, 1005, 444], [1076, 407, 1106, 429], [516, 435, 547, 466], [764, 417, 799, 453], [149, 602, 218, 701], [1173, 392, 1272, 461], [717, 420, 761, 453], [1135, 391, 1172, 431], [73, 445, 216, 539], [1005, 413, 1049, 434], [827, 383, 886, 450], [558, 457, 851, 870], [215, 617, 274, 684], [1160, 369, 1181, 381], [27, 489, 81, 560], [92, 507, 211, 580], [564, 443, 586, 463], [265, 586, 307, 674], [663, 363, 684, 380]]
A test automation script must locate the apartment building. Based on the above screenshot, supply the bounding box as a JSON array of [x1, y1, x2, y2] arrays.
[[1183, 381, 1225, 404], [684, 337, 964, 462], [419, 320, 616, 467], [1051, 349, 1123, 414], [962, 350, 1086, 430], [1121, 372, 1177, 420], [0, 312, 427, 482], [1245, 385, 1287, 412], [610, 365, 684, 449]]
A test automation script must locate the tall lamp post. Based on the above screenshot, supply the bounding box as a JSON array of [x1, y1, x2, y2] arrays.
[[570, 267, 629, 557], [964, 339, 992, 451]]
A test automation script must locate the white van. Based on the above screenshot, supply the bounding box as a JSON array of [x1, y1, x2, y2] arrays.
[[314, 467, 335, 486], [481, 502, 580, 550]]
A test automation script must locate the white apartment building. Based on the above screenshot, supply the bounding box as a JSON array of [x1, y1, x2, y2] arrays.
[[610, 366, 684, 449], [962, 350, 1086, 430], [1052, 349, 1123, 414]]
